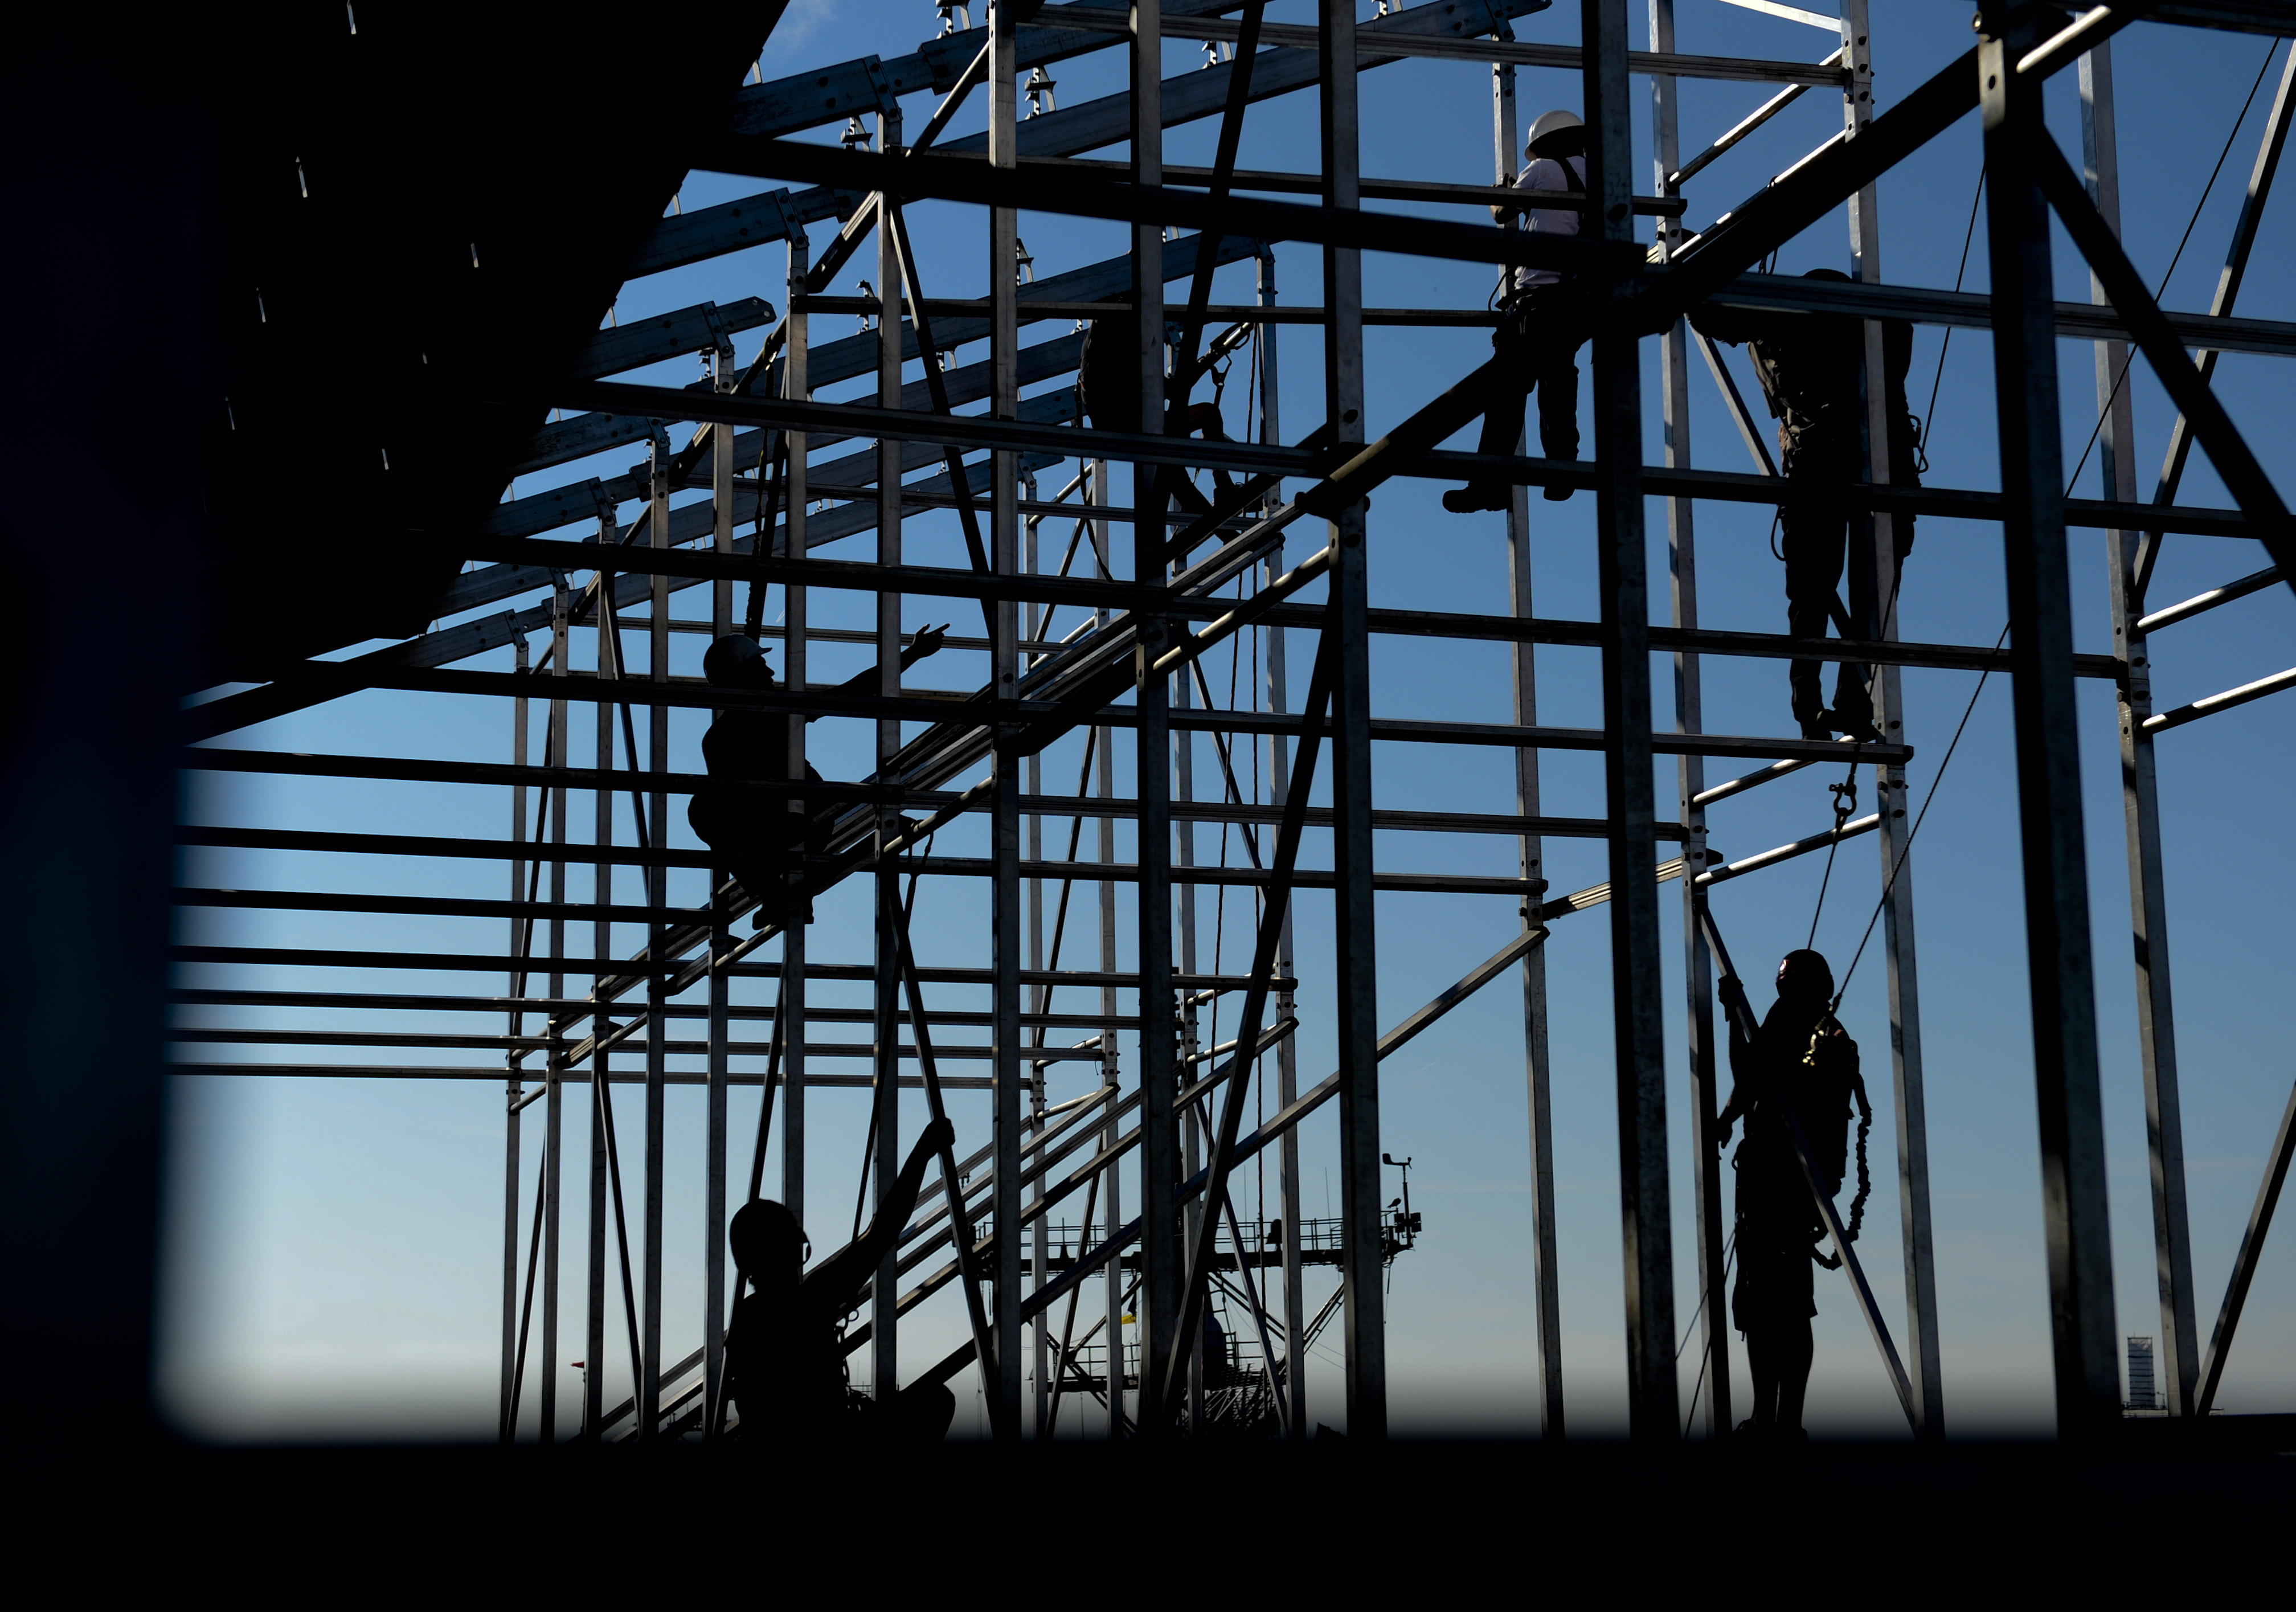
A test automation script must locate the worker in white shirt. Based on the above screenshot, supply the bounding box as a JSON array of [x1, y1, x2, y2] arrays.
[[1444, 108, 1590, 513]]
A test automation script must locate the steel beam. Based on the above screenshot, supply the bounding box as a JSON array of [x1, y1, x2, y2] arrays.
[[1844, 0, 1945, 1441], [1650, 0, 1725, 1445], [1980, 3, 2120, 1442], [989, 0, 1027, 1442], [1132, 0, 1181, 1445], [2082, 40, 2199, 1420], [1586, 0, 1677, 1445], [1322, 0, 1388, 1443]]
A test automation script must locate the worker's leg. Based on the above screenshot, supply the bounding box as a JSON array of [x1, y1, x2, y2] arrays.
[[1774, 1247, 1818, 1437], [1733, 1242, 1780, 1433], [1443, 309, 1532, 513], [1779, 464, 1848, 739], [1531, 334, 1582, 501]]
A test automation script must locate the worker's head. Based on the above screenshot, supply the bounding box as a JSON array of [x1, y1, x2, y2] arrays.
[[1802, 267, 1852, 284], [1776, 948, 1835, 1004], [730, 1198, 809, 1287], [1526, 108, 1586, 161], [704, 632, 775, 690]]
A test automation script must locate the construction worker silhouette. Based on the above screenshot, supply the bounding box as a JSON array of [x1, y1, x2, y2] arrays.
[[1713, 948, 1857, 1443], [723, 1116, 959, 1445], [1690, 269, 1923, 741], [1077, 311, 1238, 514], [1444, 108, 1590, 513], [689, 626, 946, 929]]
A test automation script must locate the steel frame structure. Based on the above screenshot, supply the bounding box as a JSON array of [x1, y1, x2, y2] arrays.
[[172, 1, 2296, 1446]]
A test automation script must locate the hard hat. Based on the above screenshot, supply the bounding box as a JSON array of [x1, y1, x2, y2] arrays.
[[1526, 108, 1585, 158], [704, 632, 772, 689]]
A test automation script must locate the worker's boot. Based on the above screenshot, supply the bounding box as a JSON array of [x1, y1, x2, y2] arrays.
[[1442, 484, 1511, 513]]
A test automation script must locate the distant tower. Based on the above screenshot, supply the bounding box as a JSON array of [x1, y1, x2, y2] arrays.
[[2126, 1336, 2159, 1411]]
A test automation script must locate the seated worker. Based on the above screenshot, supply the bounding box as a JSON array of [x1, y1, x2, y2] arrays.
[[689, 626, 946, 930], [1444, 108, 1590, 513], [1076, 311, 1237, 514], [723, 1115, 959, 1445], [1689, 269, 1923, 742], [1713, 948, 1857, 1445]]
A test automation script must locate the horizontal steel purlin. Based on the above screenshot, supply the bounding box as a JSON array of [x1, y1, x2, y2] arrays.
[[173, 947, 1287, 993], [179, 748, 1685, 840], [486, 382, 2257, 539], [170, 1063, 1004, 1088], [181, 663, 1916, 764]]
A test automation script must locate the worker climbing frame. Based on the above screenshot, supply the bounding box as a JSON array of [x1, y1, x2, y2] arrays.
[[171, 2, 2296, 1446]]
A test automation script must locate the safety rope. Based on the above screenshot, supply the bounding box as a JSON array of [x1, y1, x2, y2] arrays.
[[1812, 1062, 1874, 1273]]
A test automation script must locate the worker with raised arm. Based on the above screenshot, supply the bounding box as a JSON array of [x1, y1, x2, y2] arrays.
[[1713, 948, 1858, 1445], [689, 626, 946, 930], [1443, 108, 1590, 513], [723, 1115, 959, 1445], [1689, 269, 1924, 742]]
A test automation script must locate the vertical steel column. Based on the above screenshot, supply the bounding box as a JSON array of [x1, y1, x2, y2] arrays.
[[702, 346, 735, 1441], [1131, 0, 1181, 1438], [587, 541, 615, 1441], [1257, 248, 1307, 1439], [783, 233, 811, 1233], [1648, 0, 1722, 1442], [501, 634, 530, 1437], [2081, 39, 2197, 1418], [871, 102, 906, 1402], [1978, 2, 2119, 1440], [1585, 0, 1677, 1443], [1497, 32, 1565, 1442], [1092, 459, 1125, 1438], [989, 0, 1027, 1441], [639, 439, 670, 1440], [1174, 664, 1205, 1426], [1319, 0, 1385, 1441], [1026, 508, 1047, 1440], [541, 585, 568, 1446], [1843, 0, 1944, 1440]]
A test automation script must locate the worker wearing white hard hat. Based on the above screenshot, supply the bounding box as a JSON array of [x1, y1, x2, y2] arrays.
[[1443, 109, 1590, 513]]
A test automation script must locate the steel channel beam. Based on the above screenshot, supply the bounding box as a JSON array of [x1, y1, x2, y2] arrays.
[[2082, 40, 2199, 1420], [1586, 0, 1677, 1445], [1132, 0, 1181, 1445], [1980, 4, 2120, 1442], [1497, 23, 1566, 1444], [871, 99, 905, 1408], [1323, 0, 1388, 1442], [1650, 0, 1725, 1445], [1844, 0, 1944, 1441], [1255, 252, 1309, 1441], [541, 594, 568, 1446], [2194, 1075, 2296, 1414], [640, 439, 669, 1441], [990, 0, 1026, 1442]]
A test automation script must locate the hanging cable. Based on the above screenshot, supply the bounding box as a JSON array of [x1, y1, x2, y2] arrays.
[[1918, 169, 1987, 463], [1804, 759, 1860, 948], [1835, 620, 2011, 1005], [2063, 38, 2279, 496]]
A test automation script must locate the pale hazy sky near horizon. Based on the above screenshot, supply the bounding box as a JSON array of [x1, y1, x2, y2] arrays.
[[162, 1, 2294, 1441]]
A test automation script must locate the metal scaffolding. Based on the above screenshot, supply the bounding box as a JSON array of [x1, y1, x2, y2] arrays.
[[172, 1, 2296, 1447]]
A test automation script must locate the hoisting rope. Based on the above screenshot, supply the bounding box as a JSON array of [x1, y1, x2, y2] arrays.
[[1803, 757, 1861, 948]]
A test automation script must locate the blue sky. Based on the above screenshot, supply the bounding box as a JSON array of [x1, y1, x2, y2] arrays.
[[162, 3, 2294, 1441]]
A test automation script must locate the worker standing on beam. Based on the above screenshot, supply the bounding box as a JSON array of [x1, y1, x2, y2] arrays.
[[1443, 108, 1590, 513], [690, 627, 945, 930], [1690, 270, 1923, 742], [1713, 949, 1859, 1445]]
